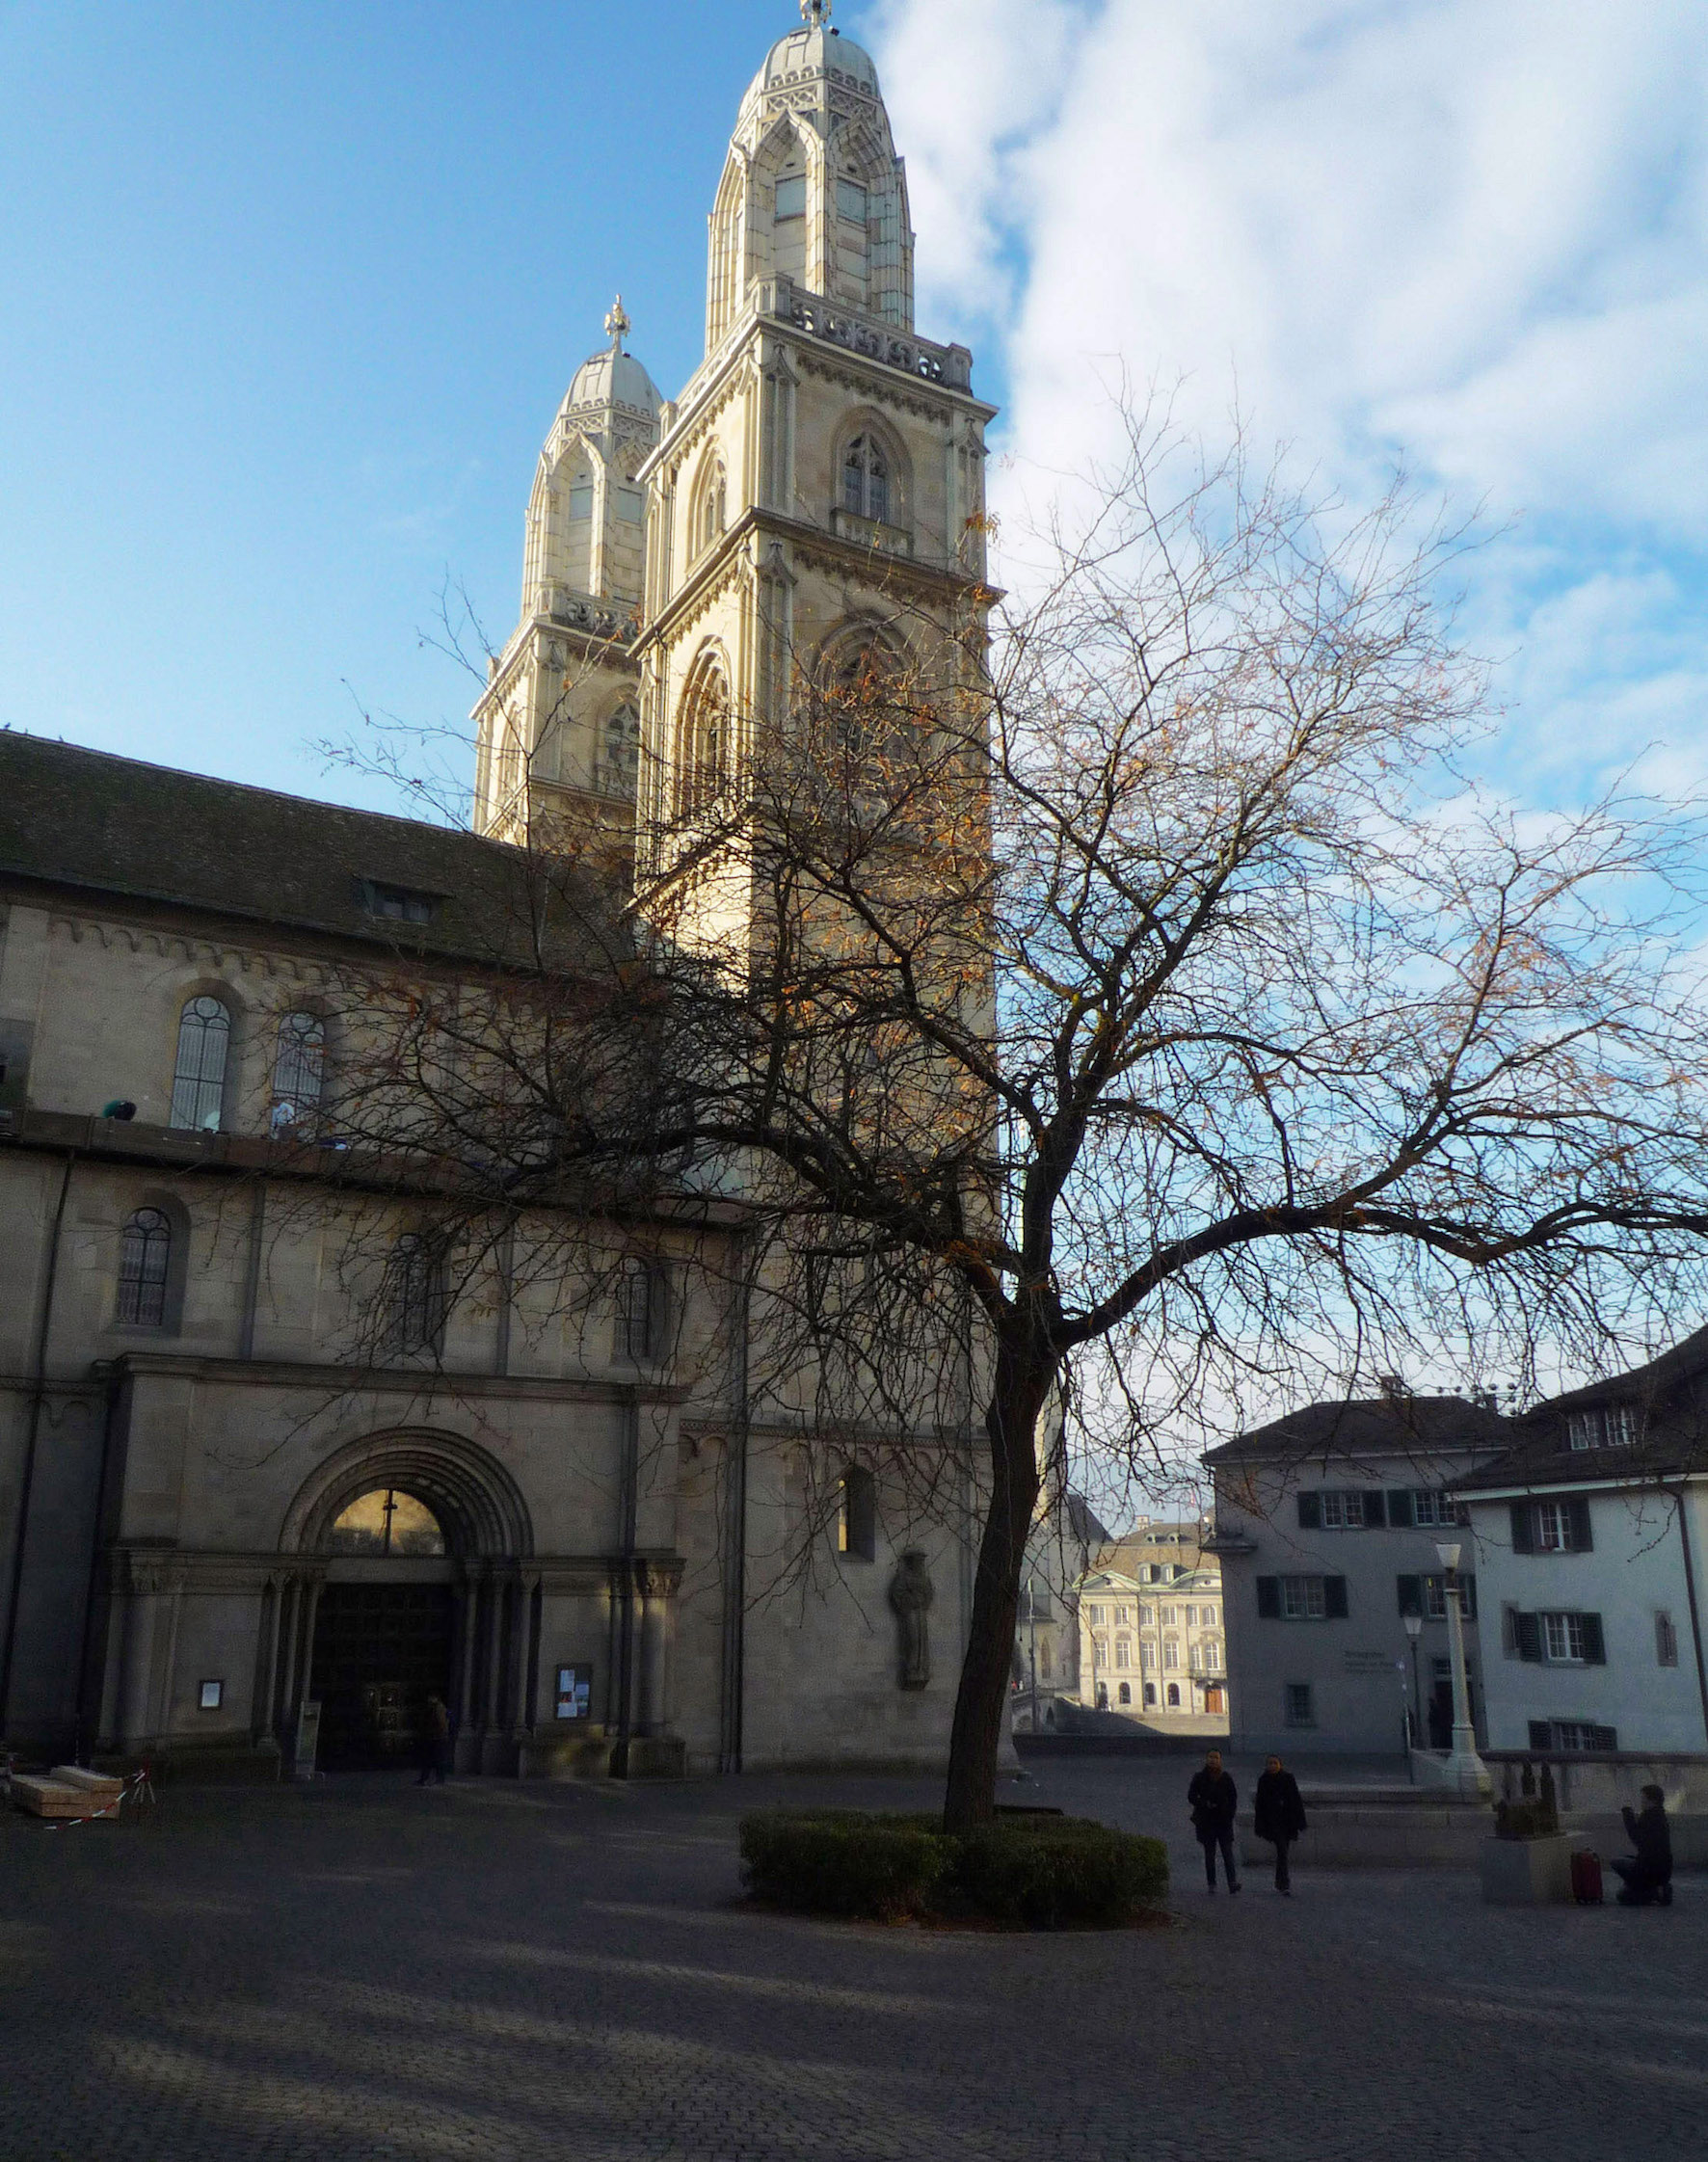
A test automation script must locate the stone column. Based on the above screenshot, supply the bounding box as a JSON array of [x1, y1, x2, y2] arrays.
[[118, 1558, 164, 1747], [483, 1575, 506, 1768], [273, 1576, 301, 1738], [457, 1574, 480, 1740], [635, 1561, 678, 1738], [510, 1573, 539, 1743], [254, 1576, 282, 1744]]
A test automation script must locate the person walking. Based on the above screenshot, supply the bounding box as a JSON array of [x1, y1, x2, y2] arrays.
[[1612, 1784, 1673, 1907], [1253, 1753, 1308, 1893], [415, 1693, 452, 1786], [1188, 1748, 1241, 1894]]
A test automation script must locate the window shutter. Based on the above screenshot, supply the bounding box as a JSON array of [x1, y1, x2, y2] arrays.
[[1567, 1497, 1593, 1552], [1458, 1573, 1478, 1620], [1296, 1491, 1321, 1530], [1363, 1490, 1386, 1528], [1397, 1573, 1424, 1616], [1580, 1613, 1607, 1665], [1256, 1577, 1280, 1619], [1528, 1720, 1552, 1751], [1515, 1611, 1543, 1662], [1387, 1489, 1415, 1528], [1324, 1576, 1349, 1619], [1509, 1501, 1534, 1555]]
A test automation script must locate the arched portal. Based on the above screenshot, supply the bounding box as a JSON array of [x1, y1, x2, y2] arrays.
[[265, 1431, 537, 1775]]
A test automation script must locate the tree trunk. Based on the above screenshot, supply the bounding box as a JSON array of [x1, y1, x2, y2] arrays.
[[941, 1339, 1054, 1832]]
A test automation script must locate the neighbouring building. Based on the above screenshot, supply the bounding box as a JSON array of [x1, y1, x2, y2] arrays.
[[1204, 1392, 1509, 1757], [0, 4, 998, 1781], [1076, 1522, 1228, 1727], [1456, 1332, 1708, 1760], [1010, 1491, 1109, 1732]]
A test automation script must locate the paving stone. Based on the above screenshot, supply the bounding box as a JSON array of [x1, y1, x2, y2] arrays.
[[0, 1758, 1698, 2161]]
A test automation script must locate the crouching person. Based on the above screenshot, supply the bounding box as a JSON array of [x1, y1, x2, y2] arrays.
[[1612, 1784, 1673, 1908]]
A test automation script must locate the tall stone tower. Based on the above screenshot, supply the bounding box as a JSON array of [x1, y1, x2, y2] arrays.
[[634, 0, 997, 933], [472, 300, 663, 844]]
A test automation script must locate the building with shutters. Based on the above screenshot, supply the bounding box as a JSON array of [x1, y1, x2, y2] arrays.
[[1203, 1392, 1509, 1757], [1455, 1333, 1708, 1759]]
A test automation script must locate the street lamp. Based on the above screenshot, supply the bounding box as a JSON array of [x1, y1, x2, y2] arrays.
[[1402, 1610, 1423, 1777], [1434, 1540, 1491, 1799]]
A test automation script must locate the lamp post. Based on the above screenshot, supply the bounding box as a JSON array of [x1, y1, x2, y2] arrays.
[[1434, 1540, 1491, 1798], [1402, 1611, 1423, 1780]]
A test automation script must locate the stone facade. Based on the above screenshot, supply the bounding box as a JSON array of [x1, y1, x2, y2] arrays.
[[0, 9, 989, 1780]]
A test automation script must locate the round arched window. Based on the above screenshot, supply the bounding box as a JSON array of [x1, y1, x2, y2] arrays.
[[328, 1488, 446, 1557]]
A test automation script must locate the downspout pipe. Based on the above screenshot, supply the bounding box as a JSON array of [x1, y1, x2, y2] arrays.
[[1671, 1481, 1708, 1751], [0, 1147, 76, 1740]]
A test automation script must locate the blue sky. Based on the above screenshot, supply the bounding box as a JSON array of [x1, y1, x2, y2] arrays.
[[3, 0, 1705, 825]]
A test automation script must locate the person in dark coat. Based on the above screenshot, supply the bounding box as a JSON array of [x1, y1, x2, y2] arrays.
[[1253, 1753, 1308, 1893], [415, 1694, 452, 1786], [1613, 1784, 1673, 1907], [1188, 1749, 1241, 1893]]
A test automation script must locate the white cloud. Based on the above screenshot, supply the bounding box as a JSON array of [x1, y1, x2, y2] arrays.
[[872, 0, 1708, 795]]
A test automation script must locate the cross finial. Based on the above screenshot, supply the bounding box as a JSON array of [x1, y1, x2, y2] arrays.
[[801, 0, 831, 25], [604, 294, 630, 349]]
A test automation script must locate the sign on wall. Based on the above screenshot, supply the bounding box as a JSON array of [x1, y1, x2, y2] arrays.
[[554, 1665, 592, 1722]]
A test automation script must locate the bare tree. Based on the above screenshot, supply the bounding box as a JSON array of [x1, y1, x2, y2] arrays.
[[316, 414, 1708, 1830]]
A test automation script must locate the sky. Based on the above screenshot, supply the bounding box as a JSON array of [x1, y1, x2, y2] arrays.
[[3, 0, 1705, 825]]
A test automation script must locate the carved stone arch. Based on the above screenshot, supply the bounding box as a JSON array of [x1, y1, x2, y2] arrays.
[[282, 1428, 534, 1561], [674, 640, 734, 817]]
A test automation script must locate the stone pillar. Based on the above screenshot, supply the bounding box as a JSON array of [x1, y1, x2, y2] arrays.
[[274, 1576, 301, 1738], [457, 1574, 480, 1741], [118, 1558, 164, 1747], [254, 1576, 282, 1744], [510, 1573, 539, 1741], [635, 1561, 678, 1738]]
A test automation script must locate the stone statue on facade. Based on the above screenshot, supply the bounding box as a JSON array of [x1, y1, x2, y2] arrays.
[[888, 1551, 933, 1690]]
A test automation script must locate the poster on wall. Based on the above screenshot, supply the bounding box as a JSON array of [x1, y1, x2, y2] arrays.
[[554, 1665, 592, 1722]]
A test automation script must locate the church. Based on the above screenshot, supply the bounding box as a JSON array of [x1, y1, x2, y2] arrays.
[[0, 3, 998, 1780]]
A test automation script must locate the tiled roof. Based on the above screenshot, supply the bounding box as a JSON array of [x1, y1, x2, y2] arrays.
[[0, 731, 627, 972], [1203, 1393, 1508, 1468]]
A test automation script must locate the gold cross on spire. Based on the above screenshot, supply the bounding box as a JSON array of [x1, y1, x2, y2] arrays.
[[604, 295, 630, 349]]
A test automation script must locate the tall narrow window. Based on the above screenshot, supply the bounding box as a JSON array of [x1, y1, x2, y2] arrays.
[[841, 436, 889, 524], [600, 704, 640, 798], [617, 1257, 664, 1362], [117, 1206, 173, 1327], [169, 996, 231, 1132], [837, 1465, 876, 1561], [677, 661, 730, 816], [774, 173, 806, 222], [387, 1233, 446, 1354], [270, 1012, 325, 1135]]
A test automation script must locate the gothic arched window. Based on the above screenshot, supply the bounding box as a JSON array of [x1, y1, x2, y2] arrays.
[[600, 703, 641, 799], [841, 435, 889, 525], [270, 1012, 325, 1135], [169, 996, 231, 1132], [676, 658, 730, 817], [695, 461, 728, 556], [387, 1232, 447, 1354], [117, 1206, 173, 1328]]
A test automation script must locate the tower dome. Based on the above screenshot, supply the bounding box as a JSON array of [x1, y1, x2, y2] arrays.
[[739, 2, 883, 118], [561, 299, 663, 426]]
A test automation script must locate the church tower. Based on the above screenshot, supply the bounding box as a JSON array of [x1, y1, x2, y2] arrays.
[[633, 0, 997, 936], [472, 301, 663, 845]]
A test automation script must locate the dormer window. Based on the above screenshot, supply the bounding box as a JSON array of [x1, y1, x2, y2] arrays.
[[1566, 1404, 1636, 1451], [842, 435, 889, 524], [775, 173, 806, 222], [358, 879, 440, 926]]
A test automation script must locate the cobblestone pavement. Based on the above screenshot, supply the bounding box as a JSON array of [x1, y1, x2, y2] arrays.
[[2, 1757, 1702, 2162]]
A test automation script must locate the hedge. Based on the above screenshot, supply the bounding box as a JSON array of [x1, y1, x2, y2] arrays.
[[739, 1808, 1168, 1929]]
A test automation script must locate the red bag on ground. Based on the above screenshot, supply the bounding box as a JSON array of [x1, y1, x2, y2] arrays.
[[1571, 1850, 1604, 1905]]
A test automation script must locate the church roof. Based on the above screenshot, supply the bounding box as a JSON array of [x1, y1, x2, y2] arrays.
[[0, 731, 626, 973]]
